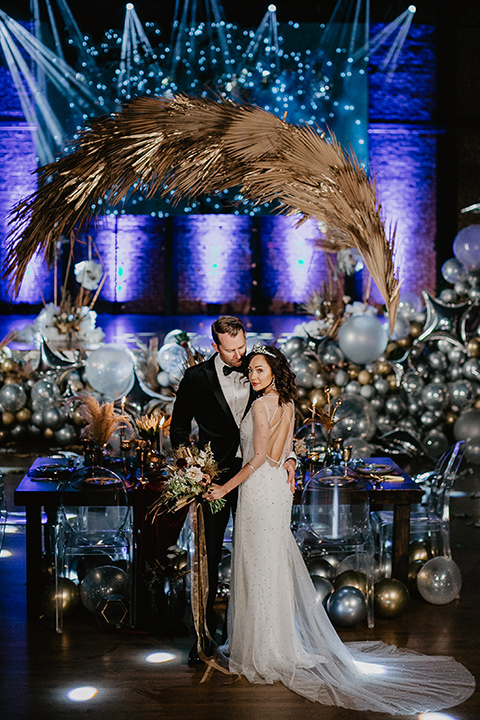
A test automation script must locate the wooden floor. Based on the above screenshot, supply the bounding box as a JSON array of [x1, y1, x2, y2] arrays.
[[1, 451, 479, 720]]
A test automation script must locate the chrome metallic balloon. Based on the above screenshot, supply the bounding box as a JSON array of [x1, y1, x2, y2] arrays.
[[424, 429, 449, 459], [428, 351, 448, 372], [80, 566, 129, 614], [54, 424, 78, 446], [385, 396, 406, 418], [334, 570, 367, 595], [326, 586, 367, 627], [344, 381, 361, 395], [421, 382, 449, 410], [0, 383, 27, 413], [31, 378, 61, 409], [337, 315, 388, 366], [454, 409, 480, 442], [306, 555, 336, 581], [449, 380, 475, 409], [462, 358, 480, 381], [311, 575, 334, 605]]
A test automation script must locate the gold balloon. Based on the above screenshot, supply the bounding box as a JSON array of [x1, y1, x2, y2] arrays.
[[408, 559, 425, 592], [357, 370, 373, 385], [0, 429, 9, 443], [373, 360, 391, 376], [16, 408, 32, 424], [308, 388, 326, 407], [1, 358, 18, 374], [374, 578, 410, 618], [409, 321, 424, 339], [444, 411, 458, 425], [409, 539, 431, 563], [41, 578, 80, 619], [44, 428, 55, 439], [2, 411, 15, 426], [334, 570, 367, 595], [475, 398, 480, 410], [347, 364, 360, 379], [329, 385, 342, 399], [72, 409, 87, 427], [386, 374, 398, 390], [466, 338, 480, 357], [386, 342, 399, 356], [396, 337, 411, 348]]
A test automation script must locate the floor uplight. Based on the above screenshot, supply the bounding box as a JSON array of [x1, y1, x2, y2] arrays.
[[419, 713, 457, 720], [146, 652, 175, 664], [67, 686, 98, 702], [0, 549, 12, 558]]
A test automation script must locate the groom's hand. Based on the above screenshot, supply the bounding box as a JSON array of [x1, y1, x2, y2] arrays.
[[284, 458, 296, 493]]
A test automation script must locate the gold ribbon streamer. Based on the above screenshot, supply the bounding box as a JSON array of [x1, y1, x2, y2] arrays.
[[190, 501, 231, 682]]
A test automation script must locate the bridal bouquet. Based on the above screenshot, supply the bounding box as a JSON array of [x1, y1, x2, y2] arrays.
[[149, 442, 225, 520]]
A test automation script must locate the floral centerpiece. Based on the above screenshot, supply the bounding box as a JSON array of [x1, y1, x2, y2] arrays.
[[149, 442, 225, 519]]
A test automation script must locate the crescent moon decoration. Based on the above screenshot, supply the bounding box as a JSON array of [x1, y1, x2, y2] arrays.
[[4, 94, 400, 331]]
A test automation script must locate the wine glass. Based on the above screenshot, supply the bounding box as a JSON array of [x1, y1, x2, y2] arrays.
[[342, 445, 352, 478]]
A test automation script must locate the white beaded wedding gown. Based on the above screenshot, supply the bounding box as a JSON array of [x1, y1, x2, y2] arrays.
[[222, 395, 475, 715]]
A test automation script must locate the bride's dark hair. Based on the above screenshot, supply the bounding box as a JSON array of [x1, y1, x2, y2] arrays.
[[245, 345, 298, 404]]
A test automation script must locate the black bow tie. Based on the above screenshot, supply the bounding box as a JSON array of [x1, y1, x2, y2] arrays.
[[223, 364, 243, 377]]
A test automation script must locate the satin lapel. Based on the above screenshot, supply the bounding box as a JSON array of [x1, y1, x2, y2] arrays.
[[203, 355, 236, 425]]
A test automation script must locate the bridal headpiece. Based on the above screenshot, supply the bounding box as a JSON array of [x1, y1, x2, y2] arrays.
[[250, 342, 276, 358]]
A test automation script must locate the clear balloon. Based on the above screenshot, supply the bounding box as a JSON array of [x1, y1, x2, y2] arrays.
[[0, 383, 27, 413], [80, 565, 129, 614], [332, 395, 377, 441], [157, 343, 188, 375], [188, 334, 214, 359], [289, 355, 319, 388], [337, 315, 388, 365], [398, 291, 423, 317], [280, 336, 308, 360], [390, 315, 411, 341], [416, 556, 462, 605], [441, 257, 466, 284], [453, 224, 480, 270], [84, 345, 135, 400], [31, 378, 61, 409]]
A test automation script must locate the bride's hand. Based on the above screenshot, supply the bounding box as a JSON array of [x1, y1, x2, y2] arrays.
[[284, 458, 296, 494], [204, 483, 225, 501]]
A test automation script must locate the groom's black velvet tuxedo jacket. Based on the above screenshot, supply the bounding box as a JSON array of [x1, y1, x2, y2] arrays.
[[170, 354, 254, 483]]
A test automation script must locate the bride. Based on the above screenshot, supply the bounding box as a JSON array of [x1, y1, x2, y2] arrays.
[[206, 343, 475, 715]]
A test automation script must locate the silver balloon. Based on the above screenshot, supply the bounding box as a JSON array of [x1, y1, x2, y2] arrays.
[[449, 380, 475, 409], [326, 586, 367, 627], [54, 424, 78, 446], [311, 575, 334, 605], [439, 289, 457, 303], [85, 345, 135, 399], [447, 346, 466, 365], [80, 566, 129, 614], [281, 337, 308, 359], [43, 406, 66, 430], [391, 315, 410, 341], [360, 385, 376, 400], [334, 370, 349, 387], [424, 429, 449, 459], [398, 291, 423, 317], [419, 411, 439, 429], [465, 439, 480, 465], [305, 555, 335, 581], [320, 343, 345, 366], [421, 382, 449, 410], [337, 315, 388, 365], [374, 378, 390, 396], [454, 409, 480, 442], [385, 396, 406, 418], [407, 399, 422, 416], [344, 381, 361, 394], [370, 396, 385, 412], [376, 415, 395, 434], [31, 378, 61, 408], [428, 351, 448, 372], [416, 557, 462, 605], [462, 358, 480, 381], [0, 383, 27, 412], [31, 410, 46, 429], [218, 554, 231, 585], [289, 355, 319, 388], [332, 395, 377, 441], [157, 343, 188, 376], [454, 280, 468, 296], [448, 366, 463, 381], [437, 339, 453, 354]]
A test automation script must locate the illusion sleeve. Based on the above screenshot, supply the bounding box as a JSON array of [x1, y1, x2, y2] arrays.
[[245, 399, 270, 472]]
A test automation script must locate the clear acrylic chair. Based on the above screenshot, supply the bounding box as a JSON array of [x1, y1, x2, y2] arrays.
[[296, 466, 375, 628], [54, 466, 133, 633], [0, 470, 7, 553], [372, 441, 466, 576]]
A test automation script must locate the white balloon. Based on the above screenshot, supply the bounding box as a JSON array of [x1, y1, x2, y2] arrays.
[[84, 344, 135, 400], [338, 315, 388, 365], [453, 225, 480, 270]]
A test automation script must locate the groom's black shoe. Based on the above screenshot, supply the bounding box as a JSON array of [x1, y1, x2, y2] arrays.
[[188, 640, 214, 666]]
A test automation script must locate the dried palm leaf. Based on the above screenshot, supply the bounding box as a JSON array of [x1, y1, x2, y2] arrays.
[[5, 94, 399, 329], [76, 392, 133, 447]]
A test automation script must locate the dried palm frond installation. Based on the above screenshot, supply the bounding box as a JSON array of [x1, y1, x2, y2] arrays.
[[76, 392, 133, 448], [4, 94, 399, 330]]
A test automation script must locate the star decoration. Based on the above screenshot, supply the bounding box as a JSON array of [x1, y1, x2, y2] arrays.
[[416, 291, 470, 350], [460, 300, 480, 343]]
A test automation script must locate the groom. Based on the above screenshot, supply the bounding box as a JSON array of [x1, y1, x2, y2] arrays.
[[170, 315, 253, 664]]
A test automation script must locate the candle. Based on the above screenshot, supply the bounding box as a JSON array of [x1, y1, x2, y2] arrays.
[[120, 396, 126, 442], [311, 397, 317, 438], [159, 416, 165, 454]]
